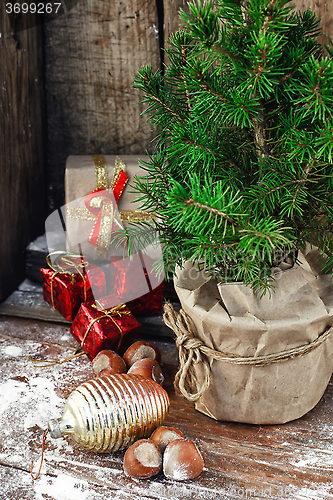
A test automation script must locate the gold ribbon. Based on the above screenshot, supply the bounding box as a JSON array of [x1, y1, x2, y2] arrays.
[[88, 155, 127, 259], [66, 156, 155, 259], [46, 251, 88, 308], [66, 207, 154, 223], [86, 190, 124, 260], [91, 154, 108, 190], [80, 302, 131, 351]]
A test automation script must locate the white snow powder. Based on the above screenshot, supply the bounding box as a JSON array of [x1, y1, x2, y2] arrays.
[[4, 345, 23, 356]]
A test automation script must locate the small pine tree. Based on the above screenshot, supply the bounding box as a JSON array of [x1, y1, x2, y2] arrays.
[[127, 0, 333, 295]]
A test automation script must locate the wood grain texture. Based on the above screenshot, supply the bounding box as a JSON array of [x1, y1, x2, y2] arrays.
[[0, 7, 45, 301], [163, 0, 190, 66], [1, 316, 333, 499], [163, 0, 189, 42], [44, 0, 160, 211]]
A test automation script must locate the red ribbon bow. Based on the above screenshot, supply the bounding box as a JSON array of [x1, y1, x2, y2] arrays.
[[85, 169, 128, 259]]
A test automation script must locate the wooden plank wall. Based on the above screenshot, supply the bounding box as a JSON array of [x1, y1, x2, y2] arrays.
[[44, 0, 161, 211], [0, 7, 45, 301], [163, 1, 189, 46]]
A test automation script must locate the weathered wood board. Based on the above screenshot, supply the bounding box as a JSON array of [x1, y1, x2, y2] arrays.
[[44, 0, 161, 211], [1, 316, 333, 499], [163, 0, 190, 66], [163, 0, 189, 43], [0, 5, 45, 301]]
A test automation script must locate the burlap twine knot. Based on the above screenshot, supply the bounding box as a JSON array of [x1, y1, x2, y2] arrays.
[[163, 302, 333, 402]]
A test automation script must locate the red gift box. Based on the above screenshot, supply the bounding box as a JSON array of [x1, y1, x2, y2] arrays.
[[70, 300, 141, 360], [107, 252, 164, 315], [41, 253, 106, 321], [126, 280, 165, 316]]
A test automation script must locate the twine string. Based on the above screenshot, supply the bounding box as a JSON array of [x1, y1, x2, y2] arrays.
[[31, 428, 49, 480], [47, 252, 89, 307], [163, 302, 333, 402], [28, 348, 85, 368], [80, 302, 130, 351]]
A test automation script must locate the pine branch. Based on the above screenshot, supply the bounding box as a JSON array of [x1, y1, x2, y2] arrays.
[[184, 198, 235, 223], [132, 0, 333, 292], [180, 44, 192, 113], [147, 93, 182, 121], [213, 45, 240, 62], [290, 160, 313, 209]]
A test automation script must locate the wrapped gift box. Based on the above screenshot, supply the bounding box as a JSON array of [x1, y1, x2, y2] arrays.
[[64, 155, 152, 261], [41, 258, 106, 322], [70, 300, 141, 360], [126, 281, 165, 316], [107, 252, 165, 315]]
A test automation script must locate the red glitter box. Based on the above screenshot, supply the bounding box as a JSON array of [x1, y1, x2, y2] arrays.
[[108, 253, 165, 316], [41, 261, 106, 322], [70, 300, 141, 360]]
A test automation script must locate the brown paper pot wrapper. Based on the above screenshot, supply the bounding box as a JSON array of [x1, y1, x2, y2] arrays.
[[65, 155, 149, 260], [173, 245, 333, 424]]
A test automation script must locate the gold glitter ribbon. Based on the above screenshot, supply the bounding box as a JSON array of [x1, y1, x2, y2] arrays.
[[66, 207, 154, 223], [66, 156, 155, 259], [91, 155, 108, 190], [80, 302, 131, 351], [86, 191, 123, 260], [46, 251, 89, 308], [82, 155, 127, 259]]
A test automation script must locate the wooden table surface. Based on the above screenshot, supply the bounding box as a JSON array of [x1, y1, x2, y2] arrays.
[[1, 315, 333, 500]]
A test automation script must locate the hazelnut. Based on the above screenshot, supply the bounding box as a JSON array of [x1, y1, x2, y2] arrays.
[[97, 367, 122, 378], [127, 358, 164, 385], [150, 426, 185, 452], [92, 350, 126, 376], [163, 439, 204, 481], [123, 341, 161, 367], [123, 439, 162, 479]]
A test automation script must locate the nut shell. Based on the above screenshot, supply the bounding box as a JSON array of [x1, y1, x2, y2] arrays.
[[163, 439, 204, 481], [92, 350, 126, 376], [123, 341, 161, 367], [123, 439, 162, 479], [150, 426, 185, 452], [128, 358, 164, 385], [97, 367, 122, 378]]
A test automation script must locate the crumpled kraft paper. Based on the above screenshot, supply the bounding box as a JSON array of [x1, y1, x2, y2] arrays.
[[174, 245, 333, 424], [64, 155, 149, 260]]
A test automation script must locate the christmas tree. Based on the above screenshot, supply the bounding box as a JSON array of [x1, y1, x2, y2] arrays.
[[127, 0, 333, 295]]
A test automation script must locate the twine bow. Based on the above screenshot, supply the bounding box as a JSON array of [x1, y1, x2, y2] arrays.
[[163, 303, 211, 402], [46, 251, 88, 308], [81, 302, 131, 351], [163, 302, 333, 402]]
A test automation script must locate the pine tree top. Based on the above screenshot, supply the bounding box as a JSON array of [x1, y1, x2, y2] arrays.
[[126, 0, 333, 295]]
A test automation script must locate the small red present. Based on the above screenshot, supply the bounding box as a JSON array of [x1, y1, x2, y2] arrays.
[[107, 252, 164, 315], [126, 280, 165, 316], [70, 300, 141, 360], [41, 252, 106, 321]]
